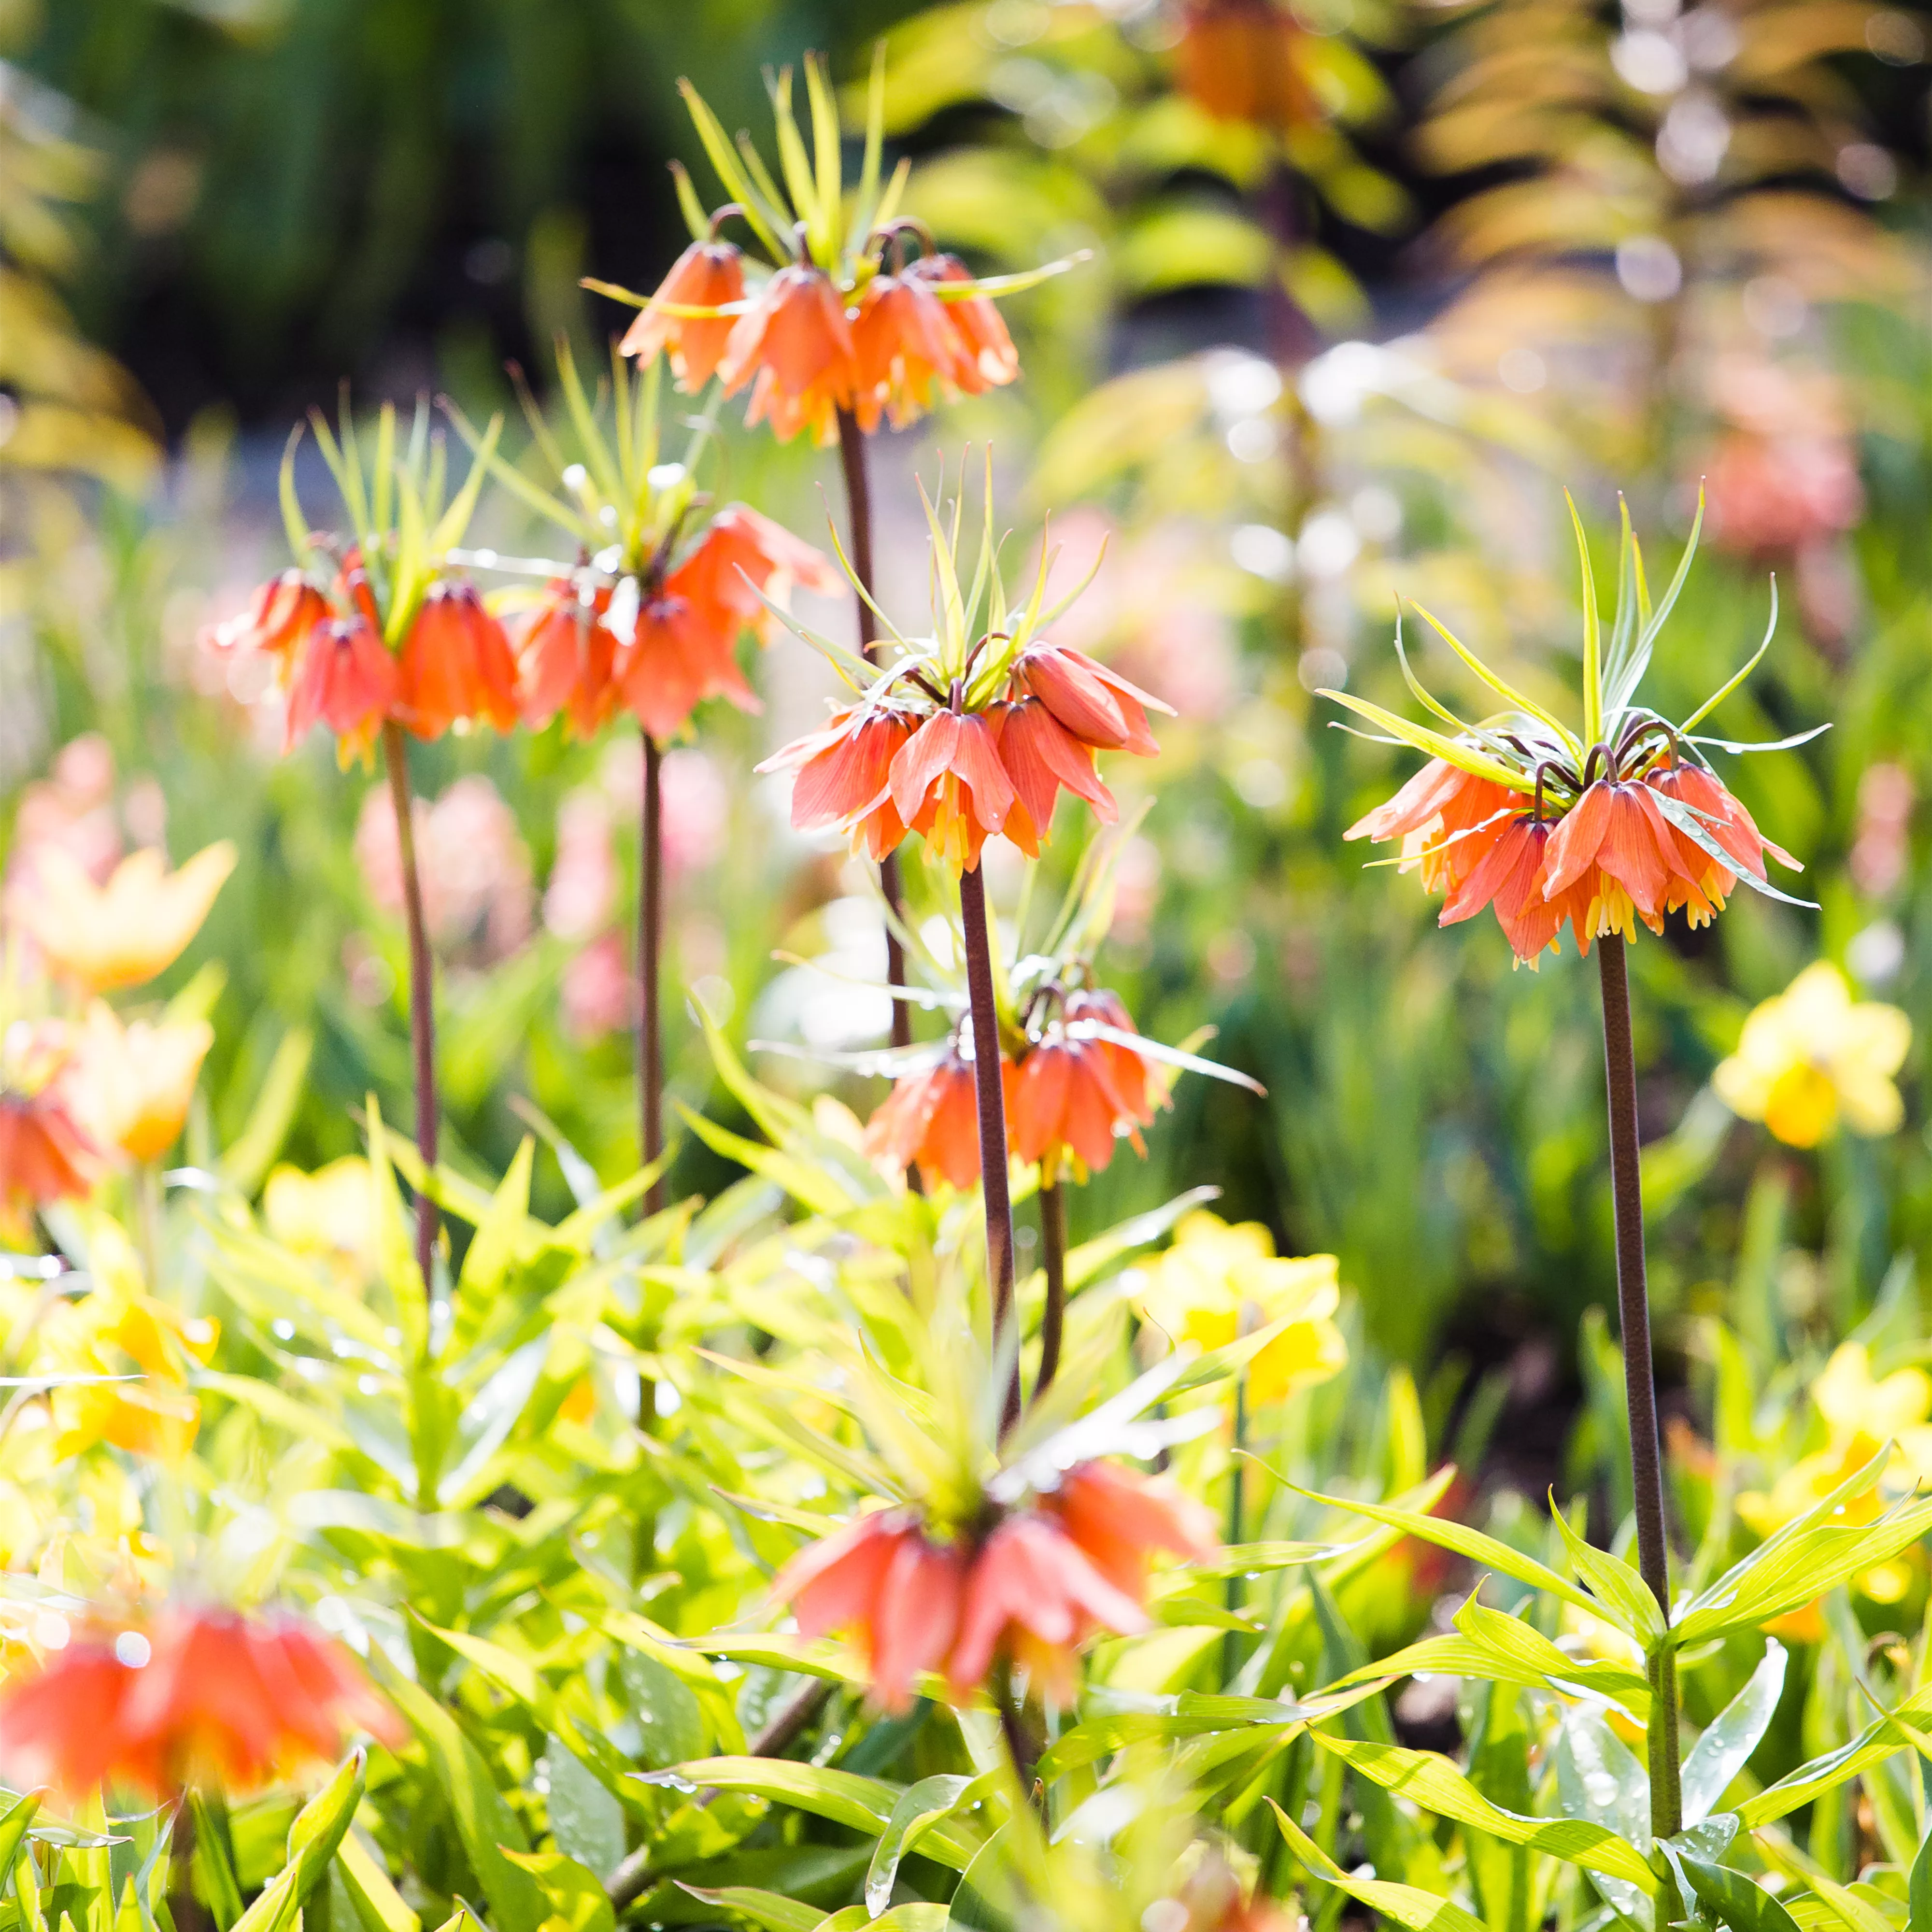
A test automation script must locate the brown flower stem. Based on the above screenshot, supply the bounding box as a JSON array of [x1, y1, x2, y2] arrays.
[[995, 1670, 1041, 1813], [1034, 1178, 1067, 1404], [382, 719, 439, 1295], [639, 730, 667, 1216], [1595, 934, 1681, 1842], [605, 1677, 834, 1908], [958, 864, 1019, 1433], [1224, 1376, 1248, 1684], [835, 405, 912, 1057]]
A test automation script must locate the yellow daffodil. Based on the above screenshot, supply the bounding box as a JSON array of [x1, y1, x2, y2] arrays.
[[34, 1222, 218, 1463], [1738, 1343, 1932, 1618], [263, 1156, 381, 1285], [7, 840, 236, 992], [66, 1002, 213, 1164], [1137, 1209, 1347, 1406], [1714, 962, 1910, 1148]]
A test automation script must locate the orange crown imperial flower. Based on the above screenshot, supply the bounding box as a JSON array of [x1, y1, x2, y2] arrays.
[[514, 577, 625, 739], [1334, 495, 1813, 966], [0, 1604, 404, 1799], [757, 471, 1172, 873], [606, 59, 1073, 444], [1010, 985, 1164, 1181], [0, 1026, 100, 1238], [395, 580, 521, 738], [774, 1458, 1214, 1714], [227, 395, 509, 761], [863, 1034, 1013, 1191]]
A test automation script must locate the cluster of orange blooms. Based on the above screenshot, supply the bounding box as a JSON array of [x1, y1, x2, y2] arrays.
[[1350, 751, 1796, 965], [625, 227, 1019, 445], [777, 1458, 1214, 1711], [867, 985, 1162, 1191], [0, 1605, 398, 1799], [766, 638, 1169, 875], [215, 507, 834, 761]]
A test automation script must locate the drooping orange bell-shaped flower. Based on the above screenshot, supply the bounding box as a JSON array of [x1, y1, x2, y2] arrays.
[[396, 582, 521, 738], [716, 264, 861, 446], [619, 237, 747, 392], [514, 578, 624, 739], [0, 1605, 402, 1799]]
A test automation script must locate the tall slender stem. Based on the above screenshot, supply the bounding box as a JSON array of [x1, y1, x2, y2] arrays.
[[1034, 1178, 1067, 1403], [958, 865, 1019, 1432], [639, 730, 666, 1216], [1595, 934, 1681, 1842], [836, 406, 912, 1056], [1224, 1377, 1248, 1683], [381, 720, 438, 1294]]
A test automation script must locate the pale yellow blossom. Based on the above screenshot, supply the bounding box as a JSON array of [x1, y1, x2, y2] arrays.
[[1137, 1210, 1347, 1406], [1714, 962, 1910, 1148]]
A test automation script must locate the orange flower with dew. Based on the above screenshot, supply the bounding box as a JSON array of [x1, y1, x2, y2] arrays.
[[205, 569, 329, 667], [0, 1028, 99, 1238], [717, 264, 859, 446], [514, 578, 624, 739], [285, 616, 399, 762], [863, 1039, 1009, 1190], [1333, 499, 1808, 966], [0, 1605, 402, 1799], [66, 1003, 214, 1164], [619, 234, 746, 391], [777, 1508, 970, 1715], [6, 840, 236, 993], [395, 581, 520, 738], [1010, 988, 1161, 1179]]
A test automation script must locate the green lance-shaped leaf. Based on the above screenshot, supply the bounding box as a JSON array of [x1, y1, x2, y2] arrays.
[[673, 1887, 823, 1932], [629, 1761, 983, 1872], [1908, 1819, 1932, 1932], [1682, 1642, 1786, 1825], [1321, 689, 1537, 794], [335, 1831, 420, 1932], [1739, 1676, 1932, 1826], [1306, 1732, 1658, 1892], [231, 1753, 367, 1932], [1548, 1496, 1667, 1647], [1284, 1480, 1605, 1622], [1268, 1800, 1488, 1932], [1674, 1491, 1932, 1647], [1674, 1855, 1805, 1932], [865, 1775, 982, 1918], [385, 1678, 546, 1932], [497, 1850, 613, 1932]]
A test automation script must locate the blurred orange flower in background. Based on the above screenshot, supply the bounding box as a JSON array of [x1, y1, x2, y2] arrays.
[[0, 1605, 401, 1799], [0, 1028, 100, 1240]]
